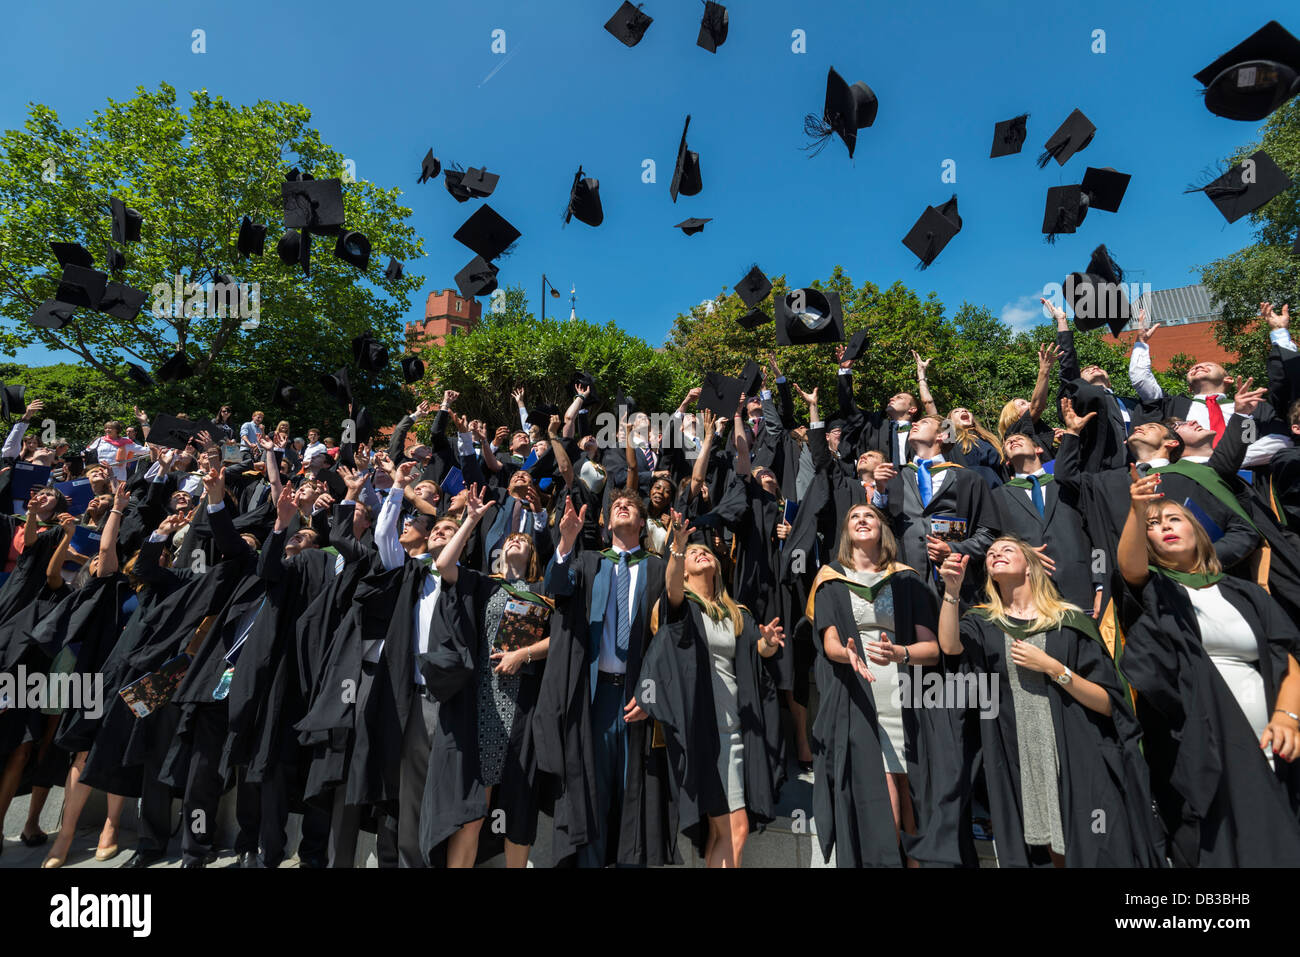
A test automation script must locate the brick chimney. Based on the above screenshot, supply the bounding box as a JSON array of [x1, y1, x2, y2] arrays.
[[406, 289, 482, 350]]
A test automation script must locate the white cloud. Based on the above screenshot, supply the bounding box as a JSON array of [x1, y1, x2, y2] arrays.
[[1000, 293, 1047, 332]]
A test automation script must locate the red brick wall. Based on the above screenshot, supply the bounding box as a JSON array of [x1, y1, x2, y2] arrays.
[[405, 289, 482, 349], [1106, 322, 1235, 371]]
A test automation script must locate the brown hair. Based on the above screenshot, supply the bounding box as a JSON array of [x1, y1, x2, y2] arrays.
[[835, 503, 898, 569], [683, 543, 744, 636], [945, 408, 1006, 463], [1144, 501, 1222, 577], [493, 532, 541, 582]]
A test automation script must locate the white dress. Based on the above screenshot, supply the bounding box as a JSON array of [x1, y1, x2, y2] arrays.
[[845, 567, 906, 774], [1185, 584, 1272, 767]]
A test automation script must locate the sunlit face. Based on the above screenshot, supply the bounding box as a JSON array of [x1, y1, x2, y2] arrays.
[[888, 393, 917, 416], [294, 482, 321, 510], [510, 431, 530, 454], [1002, 434, 1042, 466], [252, 412, 264, 425], [508, 470, 534, 495], [985, 539, 1028, 582], [1146, 504, 1198, 566], [754, 468, 779, 497], [1081, 365, 1110, 387], [88, 493, 113, 515], [429, 520, 460, 551], [285, 528, 318, 556], [28, 487, 58, 516], [951, 408, 975, 428], [1127, 422, 1170, 453], [844, 505, 879, 547], [412, 481, 439, 505], [502, 534, 533, 565], [169, 491, 193, 513], [1012, 397, 1030, 416], [684, 544, 716, 575], [103, 422, 120, 438], [1186, 362, 1226, 390], [1174, 420, 1209, 447], [399, 513, 433, 549], [909, 417, 939, 445], [856, 451, 882, 478], [86, 467, 108, 486], [609, 495, 644, 534], [649, 479, 673, 509]]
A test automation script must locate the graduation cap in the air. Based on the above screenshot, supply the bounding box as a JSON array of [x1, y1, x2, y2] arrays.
[[270, 377, 301, 406], [670, 116, 703, 202], [1187, 150, 1293, 224], [674, 217, 711, 235], [1038, 109, 1095, 168], [385, 258, 404, 282], [565, 166, 604, 227], [526, 403, 562, 432], [1064, 244, 1132, 335], [444, 169, 473, 203], [30, 300, 76, 330], [277, 229, 312, 276], [571, 369, 597, 399], [902, 195, 962, 269], [990, 113, 1029, 158], [418, 149, 442, 184], [56, 264, 108, 309], [445, 166, 499, 202], [454, 205, 520, 261], [806, 66, 878, 160], [353, 406, 375, 445], [842, 328, 868, 362], [319, 366, 353, 407], [1195, 21, 1300, 121], [1082, 166, 1131, 213], [352, 332, 389, 372], [1044, 168, 1132, 241], [281, 177, 345, 233], [605, 1, 653, 47], [775, 288, 845, 345], [110, 195, 143, 242], [147, 413, 200, 451], [237, 216, 267, 257], [1, 383, 27, 419], [125, 362, 155, 389], [51, 242, 94, 268], [614, 387, 637, 417], [96, 282, 148, 322], [735, 265, 773, 328], [106, 246, 126, 273], [697, 1, 728, 52], [400, 356, 425, 383], [454, 256, 499, 298], [737, 359, 762, 398], [699, 370, 745, 417], [157, 351, 194, 383], [334, 230, 371, 270]]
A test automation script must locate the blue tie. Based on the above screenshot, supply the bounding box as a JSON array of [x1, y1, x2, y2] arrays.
[[614, 554, 631, 661], [1029, 475, 1045, 517], [916, 458, 934, 507], [1115, 394, 1131, 435]]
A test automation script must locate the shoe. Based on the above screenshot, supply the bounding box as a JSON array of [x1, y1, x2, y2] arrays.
[[204, 849, 220, 865], [19, 831, 47, 848], [298, 856, 327, 869], [180, 858, 205, 868], [121, 850, 165, 869], [41, 856, 63, 869], [796, 760, 814, 784], [238, 852, 263, 868], [95, 844, 120, 862]]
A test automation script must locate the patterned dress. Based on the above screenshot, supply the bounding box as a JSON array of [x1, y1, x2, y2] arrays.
[[476, 579, 526, 787]]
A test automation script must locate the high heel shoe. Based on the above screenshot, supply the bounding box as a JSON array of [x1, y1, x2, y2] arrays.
[[95, 844, 120, 862]]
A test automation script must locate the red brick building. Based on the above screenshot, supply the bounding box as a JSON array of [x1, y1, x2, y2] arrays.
[[406, 289, 482, 350], [1102, 284, 1234, 369]]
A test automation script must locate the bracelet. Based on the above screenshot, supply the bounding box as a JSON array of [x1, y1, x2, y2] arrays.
[[110, 509, 125, 517], [671, 549, 686, 558], [902, 646, 911, 665], [942, 594, 960, 605], [1275, 709, 1300, 723], [526, 648, 533, 664]]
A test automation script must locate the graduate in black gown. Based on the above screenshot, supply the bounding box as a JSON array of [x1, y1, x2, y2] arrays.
[[419, 484, 552, 867], [937, 538, 1163, 867], [635, 512, 783, 866], [1117, 469, 1300, 866]]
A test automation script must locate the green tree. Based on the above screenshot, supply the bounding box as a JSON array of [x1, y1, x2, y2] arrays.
[[0, 361, 133, 444], [0, 83, 422, 430], [1199, 98, 1300, 385]]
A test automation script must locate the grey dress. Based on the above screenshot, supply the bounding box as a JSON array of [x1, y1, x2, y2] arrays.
[[475, 579, 527, 787], [1002, 617, 1064, 855], [701, 612, 746, 813]]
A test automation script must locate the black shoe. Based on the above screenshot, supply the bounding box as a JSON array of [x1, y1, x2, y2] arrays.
[[239, 852, 264, 868], [180, 858, 206, 868], [19, 831, 48, 848], [121, 850, 165, 869], [204, 849, 220, 865]]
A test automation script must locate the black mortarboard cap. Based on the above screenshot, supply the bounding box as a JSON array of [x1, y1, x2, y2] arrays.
[[526, 403, 562, 433], [1081, 166, 1131, 213], [605, 1, 653, 47], [735, 265, 771, 307], [352, 332, 389, 372], [811, 66, 878, 160], [444, 168, 472, 203], [110, 195, 143, 242], [990, 113, 1029, 158], [674, 217, 711, 235], [1188, 150, 1293, 223], [277, 229, 312, 276], [157, 351, 194, 383], [565, 166, 604, 227], [614, 388, 637, 417], [737, 359, 762, 398], [147, 413, 200, 450], [418, 149, 442, 184], [699, 371, 744, 417], [270, 377, 301, 406], [51, 242, 94, 268], [319, 366, 353, 407], [281, 178, 345, 233], [106, 246, 126, 273], [97, 282, 147, 321], [453, 205, 520, 261], [385, 257, 404, 281], [671, 116, 703, 202], [31, 300, 75, 330], [1195, 21, 1300, 121], [775, 288, 845, 346], [697, 1, 728, 53], [1037, 109, 1095, 168], [238, 216, 267, 257], [334, 230, 371, 270], [1, 384, 27, 419], [125, 362, 155, 389], [461, 167, 499, 199], [1064, 244, 1131, 336], [842, 328, 868, 362], [1043, 184, 1088, 240], [56, 264, 108, 309], [454, 256, 499, 298], [902, 195, 962, 268], [401, 356, 425, 383], [353, 406, 375, 445]]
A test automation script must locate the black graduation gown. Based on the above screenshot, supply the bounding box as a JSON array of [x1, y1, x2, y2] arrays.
[[808, 564, 972, 867], [417, 568, 547, 858], [53, 574, 133, 752], [952, 611, 1164, 867], [1119, 572, 1300, 866], [635, 596, 777, 851]]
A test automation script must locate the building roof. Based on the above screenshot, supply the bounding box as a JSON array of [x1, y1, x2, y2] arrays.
[[1119, 284, 1223, 333]]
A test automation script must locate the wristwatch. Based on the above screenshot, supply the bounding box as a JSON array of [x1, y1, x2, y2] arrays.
[[1054, 665, 1073, 686]]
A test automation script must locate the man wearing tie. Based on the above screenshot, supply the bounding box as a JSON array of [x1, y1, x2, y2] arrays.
[[479, 467, 551, 573], [540, 491, 670, 867], [833, 346, 918, 468]]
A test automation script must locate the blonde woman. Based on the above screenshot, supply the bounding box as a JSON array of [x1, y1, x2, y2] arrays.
[[806, 504, 948, 867], [943, 407, 1006, 487], [1118, 468, 1300, 866], [997, 341, 1061, 453], [938, 537, 1162, 867], [635, 512, 783, 867]]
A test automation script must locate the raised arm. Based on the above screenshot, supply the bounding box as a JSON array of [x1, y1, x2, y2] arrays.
[[1119, 465, 1160, 587], [912, 352, 938, 417], [937, 553, 968, 655], [1046, 298, 1081, 385], [98, 481, 131, 576], [689, 410, 718, 498], [1128, 309, 1164, 403], [731, 401, 752, 479], [47, 512, 78, 588], [435, 484, 494, 584], [1029, 342, 1060, 421], [664, 510, 692, 611], [549, 420, 575, 490]]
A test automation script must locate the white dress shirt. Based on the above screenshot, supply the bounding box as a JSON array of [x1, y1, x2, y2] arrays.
[[554, 543, 640, 674]]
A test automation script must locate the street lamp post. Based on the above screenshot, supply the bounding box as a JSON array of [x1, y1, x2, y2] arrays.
[[541, 274, 561, 321]]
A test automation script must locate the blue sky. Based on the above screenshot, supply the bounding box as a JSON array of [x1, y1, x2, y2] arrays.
[[0, 0, 1293, 366]]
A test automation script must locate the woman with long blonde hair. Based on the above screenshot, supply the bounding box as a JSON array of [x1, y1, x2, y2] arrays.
[[635, 511, 783, 867], [996, 341, 1061, 456], [1117, 469, 1300, 866], [943, 406, 1006, 487], [937, 536, 1162, 867]]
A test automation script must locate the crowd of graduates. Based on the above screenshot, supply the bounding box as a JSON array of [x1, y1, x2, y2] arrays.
[[2, 300, 1300, 869]]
